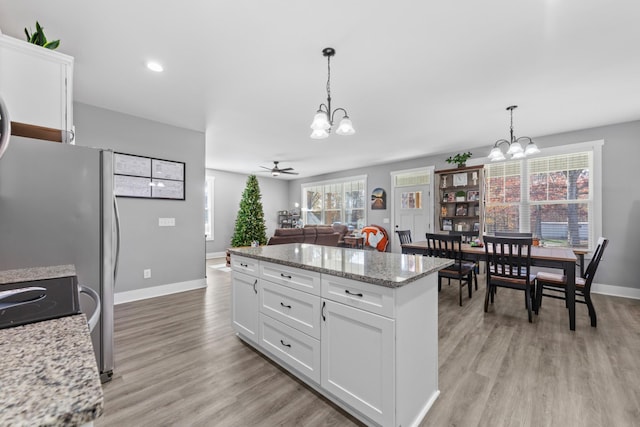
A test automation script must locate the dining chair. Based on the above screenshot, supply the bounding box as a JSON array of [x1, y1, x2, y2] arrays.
[[395, 229, 413, 245], [425, 233, 476, 306], [535, 237, 608, 327], [449, 231, 480, 285], [483, 235, 537, 322]]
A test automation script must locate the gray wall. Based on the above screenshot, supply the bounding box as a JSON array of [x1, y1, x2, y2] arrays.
[[205, 169, 289, 255], [74, 102, 206, 293], [287, 119, 640, 291]]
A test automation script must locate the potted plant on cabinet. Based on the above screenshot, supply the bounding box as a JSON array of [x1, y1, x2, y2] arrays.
[[446, 152, 472, 168]]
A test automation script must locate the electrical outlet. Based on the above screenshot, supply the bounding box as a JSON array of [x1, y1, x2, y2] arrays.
[[143, 269, 151, 279]]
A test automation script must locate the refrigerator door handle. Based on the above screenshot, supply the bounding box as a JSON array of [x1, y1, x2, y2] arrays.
[[0, 95, 11, 160], [113, 195, 121, 284], [79, 285, 101, 333]]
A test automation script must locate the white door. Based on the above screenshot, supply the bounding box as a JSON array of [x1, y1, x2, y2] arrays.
[[321, 299, 395, 427], [391, 168, 434, 253]]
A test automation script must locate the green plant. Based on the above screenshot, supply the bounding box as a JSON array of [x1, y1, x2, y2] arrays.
[[446, 151, 472, 167], [231, 175, 268, 247], [24, 21, 60, 50], [455, 190, 466, 198]]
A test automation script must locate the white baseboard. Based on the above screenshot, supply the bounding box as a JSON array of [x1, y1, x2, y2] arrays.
[[591, 282, 640, 300], [115, 278, 207, 305], [206, 251, 227, 259]]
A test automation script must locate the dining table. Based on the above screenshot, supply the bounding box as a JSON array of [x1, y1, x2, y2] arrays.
[[402, 241, 579, 330]]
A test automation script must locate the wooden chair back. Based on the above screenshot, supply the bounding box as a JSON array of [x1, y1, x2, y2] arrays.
[[395, 229, 413, 245], [483, 235, 533, 283], [494, 232, 533, 238], [583, 237, 609, 291], [425, 233, 463, 264]]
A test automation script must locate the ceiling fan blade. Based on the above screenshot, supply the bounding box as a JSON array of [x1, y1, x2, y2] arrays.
[[259, 166, 272, 170], [279, 167, 294, 172], [282, 170, 299, 175]]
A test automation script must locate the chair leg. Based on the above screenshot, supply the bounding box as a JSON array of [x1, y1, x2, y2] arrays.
[[473, 270, 478, 290], [468, 273, 473, 299], [459, 281, 462, 306], [526, 285, 532, 323], [484, 284, 491, 312], [535, 281, 543, 314], [438, 276, 442, 292], [585, 292, 597, 327]]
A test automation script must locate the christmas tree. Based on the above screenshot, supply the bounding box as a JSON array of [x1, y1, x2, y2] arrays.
[[231, 175, 268, 247]]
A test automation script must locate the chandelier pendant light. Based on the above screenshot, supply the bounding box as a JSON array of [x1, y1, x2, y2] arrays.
[[310, 47, 355, 139], [488, 105, 540, 161]]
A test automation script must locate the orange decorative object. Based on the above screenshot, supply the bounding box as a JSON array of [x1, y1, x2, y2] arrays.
[[360, 225, 389, 252]]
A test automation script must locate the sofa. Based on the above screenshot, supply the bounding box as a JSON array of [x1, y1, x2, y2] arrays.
[[267, 226, 340, 246], [304, 224, 351, 247]]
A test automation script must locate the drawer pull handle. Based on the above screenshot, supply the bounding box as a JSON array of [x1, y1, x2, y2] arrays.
[[280, 340, 291, 348], [253, 279, 258, 294], [240, 263, 248, 267], [322, 301, 326, 321], [345, 290, 364, 297], [280, 302, 292, 309], [280, 273, 292, 279]]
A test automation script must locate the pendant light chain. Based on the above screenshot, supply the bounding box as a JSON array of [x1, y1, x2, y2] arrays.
[[326, 54, 332, 109]]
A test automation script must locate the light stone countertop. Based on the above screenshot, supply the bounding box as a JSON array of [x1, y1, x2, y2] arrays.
[[0, 264, 76, 285], [0, 265, 103, 426], [229, 243, 453, 287]]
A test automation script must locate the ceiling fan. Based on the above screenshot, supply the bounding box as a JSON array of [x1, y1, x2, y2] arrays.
[[260, 161, 299, 177]]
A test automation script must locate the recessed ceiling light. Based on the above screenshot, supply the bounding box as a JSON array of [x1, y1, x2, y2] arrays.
[[146, 61, 164, 72]]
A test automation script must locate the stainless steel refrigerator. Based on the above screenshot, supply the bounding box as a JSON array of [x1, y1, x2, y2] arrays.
[[0, 134, 119, 383]]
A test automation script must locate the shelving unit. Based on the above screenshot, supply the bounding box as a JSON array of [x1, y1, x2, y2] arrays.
[[435, 165, 484, 236], [277, 210, 300, 228]]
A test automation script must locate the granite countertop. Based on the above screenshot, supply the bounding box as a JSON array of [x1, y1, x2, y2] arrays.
[[0, 264, 103, 426], [0, 314, 104, 426], [0, 264, 76, 285], [229, 243, 453, 288]]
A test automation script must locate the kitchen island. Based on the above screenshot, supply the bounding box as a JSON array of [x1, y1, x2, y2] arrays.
[[229, 243, 451, 427], [0, 266, 103, 427]]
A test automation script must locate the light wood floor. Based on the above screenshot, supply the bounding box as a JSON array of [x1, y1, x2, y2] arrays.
[[96, 259, 640, 426]]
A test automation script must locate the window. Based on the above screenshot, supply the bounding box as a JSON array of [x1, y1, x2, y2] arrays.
[[204, 176, 214, 240], [301, 176, 366, 229], [485, 145, 599, 249]]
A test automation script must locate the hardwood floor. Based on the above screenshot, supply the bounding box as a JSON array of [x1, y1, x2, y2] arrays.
[[96, 259, 640, 426]]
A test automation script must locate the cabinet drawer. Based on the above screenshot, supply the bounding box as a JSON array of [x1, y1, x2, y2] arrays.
[[260, 262, 320, 295], [231, 255, 259, 276], [260, 281, 321, 339], [321, 275, 395, 318], [259, 313, 320, 384]]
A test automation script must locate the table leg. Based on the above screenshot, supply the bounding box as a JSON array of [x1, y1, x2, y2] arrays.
[[566, 260, 576, 331]]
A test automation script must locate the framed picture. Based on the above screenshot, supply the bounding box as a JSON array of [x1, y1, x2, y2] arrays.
[[467, 190, 480, 201], [442, 219, 453, 231], [455, 204, 468, 216], [371, 187, 386, 210], [473, 222, 480, 232]]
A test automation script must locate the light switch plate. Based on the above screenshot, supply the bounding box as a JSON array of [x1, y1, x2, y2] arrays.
[[159, 218, 176, 227]]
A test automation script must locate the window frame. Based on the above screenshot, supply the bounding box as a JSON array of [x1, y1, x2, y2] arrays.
[[482, 140, 603, 250], [204, 175, 215, 241], [301, 175, 367, 229]]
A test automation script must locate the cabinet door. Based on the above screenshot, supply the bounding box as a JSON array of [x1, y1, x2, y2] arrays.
[[321, 299, 395, 426], [231, 271, 259, 342], [0, 35, 73, 133]]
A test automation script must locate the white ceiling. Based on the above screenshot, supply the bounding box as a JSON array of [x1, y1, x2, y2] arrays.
[[2, 1, 639, 179]]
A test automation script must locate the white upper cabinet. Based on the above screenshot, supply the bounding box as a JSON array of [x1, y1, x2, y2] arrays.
[[0, 33, 73, 139]]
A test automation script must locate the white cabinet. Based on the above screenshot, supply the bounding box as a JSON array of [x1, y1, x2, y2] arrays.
[[321, 299, 395, 426], [231, 270, 259, 343], [231, 252, 440, 427], [0, 34, 73, 138]]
